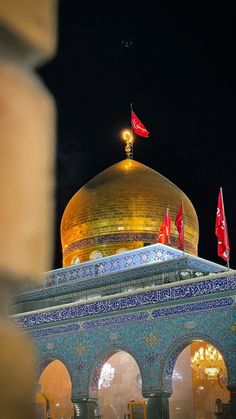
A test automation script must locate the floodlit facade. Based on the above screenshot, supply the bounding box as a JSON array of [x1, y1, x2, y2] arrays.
[[13, 158, 236, 419]]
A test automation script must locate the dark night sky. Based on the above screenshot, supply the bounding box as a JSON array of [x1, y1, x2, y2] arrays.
[[38, 3, 236, 269]]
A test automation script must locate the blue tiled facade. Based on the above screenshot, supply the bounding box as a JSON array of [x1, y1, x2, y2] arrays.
[[13, 244, 236, 400]]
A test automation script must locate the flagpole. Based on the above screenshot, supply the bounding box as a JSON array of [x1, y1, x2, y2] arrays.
[[182, 196, 185, 257], [167, 208, 170, 244], [130, 102, 134, 159], [220, 187, 230, 270]]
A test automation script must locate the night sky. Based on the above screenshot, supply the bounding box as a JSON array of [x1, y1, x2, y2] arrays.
[[38, 3, 236, 269]]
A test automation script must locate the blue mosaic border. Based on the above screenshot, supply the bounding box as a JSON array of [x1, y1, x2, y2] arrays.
[[151, 297, 233, 318], [23, 244, 227, 292], [29, 297, 233, 339], [16, 275, 236, 329], [32, 245, 182, 289], [31, 323, 81, 338], [15, 257, 218, 304], [64, 233, 195, 255], [14, 257, 190, 303]]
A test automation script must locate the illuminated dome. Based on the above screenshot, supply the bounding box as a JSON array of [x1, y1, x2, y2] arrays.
[[61, 159, 199, 266]]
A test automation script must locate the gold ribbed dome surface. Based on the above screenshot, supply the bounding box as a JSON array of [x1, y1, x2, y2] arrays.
[[61, 159, 199, 266]]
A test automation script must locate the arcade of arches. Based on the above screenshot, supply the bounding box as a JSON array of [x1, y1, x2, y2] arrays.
[[36, 341, 230, 419]]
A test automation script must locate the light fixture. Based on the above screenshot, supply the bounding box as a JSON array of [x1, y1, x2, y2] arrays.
[[98, 363, 115, 389], [193, 271, 204, 277], [121, 129, 134, 159], [179, 270, 192, 280], [121, 129, 133, 143], [191, 345, 227, 381], [196, 385, 205, 393], [74, 404, 80, 416]]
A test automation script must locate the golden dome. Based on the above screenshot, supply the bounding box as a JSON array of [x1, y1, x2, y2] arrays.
[[61, 159, 199, 266]]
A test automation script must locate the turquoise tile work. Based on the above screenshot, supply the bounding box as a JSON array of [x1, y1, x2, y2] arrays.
[[13, 246, 236, 399]]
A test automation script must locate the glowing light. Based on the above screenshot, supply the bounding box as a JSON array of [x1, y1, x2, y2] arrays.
[[121, 129, 133, 143], [121, 129, 134, 159], [74, 404, 80, 415], [205, 367, 220, 377], [191, 344, 226, 380], [197, 385, 205, 392], [173, 370, 183, 380], [98, 363, 115, 389]]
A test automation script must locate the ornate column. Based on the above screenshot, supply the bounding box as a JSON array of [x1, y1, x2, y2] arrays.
[[145, 392, 171, 419], [72, 398, 97, 419], [227, 385, 236, 417]]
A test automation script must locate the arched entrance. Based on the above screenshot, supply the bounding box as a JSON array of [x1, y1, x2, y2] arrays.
[[169, 340, 230, 419], [91, 351, 145, 419], [38, 359, 74, 419]]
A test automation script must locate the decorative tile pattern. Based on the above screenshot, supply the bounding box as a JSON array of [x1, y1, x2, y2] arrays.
[[229, 321, 236, 333], [151, 298, 233, 318], [30, 298, 233, 343], [160, 331, 232, 392], [29, 312, 148, 338], [15, 246, 236, 399], [33, 305, 236, 397], [108, 333, 120, 341], [16, 276, 236, 328], [82, 312, 148, 331], [144, 333, 158, 346], [46, 343, 55, 350], [75, 343, 87, 357], [145, 352, 159, 364], [47, 244, 182, 287], [15, 256, 187, 303], [29, 298, 233, 339], [19, 244, 227, 298], [64, 233, 195, 255], [30, 323, 81, 338], [183, 321, 199, 329]]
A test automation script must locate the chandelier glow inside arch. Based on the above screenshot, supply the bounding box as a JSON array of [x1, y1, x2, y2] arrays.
[[191, 344, 226, 380], [98, 363, 115, 389]]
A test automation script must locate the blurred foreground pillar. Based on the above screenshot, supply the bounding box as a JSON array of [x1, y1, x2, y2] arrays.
[[0, 1, 57, 418]]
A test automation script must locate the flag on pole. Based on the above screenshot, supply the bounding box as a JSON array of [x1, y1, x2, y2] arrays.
[[158, 208, 171, 244], [215, 188, 230, 262], [131, 110, 149, 138], [175, 204, 184, 250]]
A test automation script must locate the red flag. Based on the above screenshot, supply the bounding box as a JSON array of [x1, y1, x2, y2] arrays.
[[131, 110, 149, 137], [158, 208, 171, 244], [215, 188, 230, 262], [175, 204, 184, 250]]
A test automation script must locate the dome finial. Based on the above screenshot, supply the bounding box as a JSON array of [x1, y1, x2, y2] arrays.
[[121, 129, 134, 159]]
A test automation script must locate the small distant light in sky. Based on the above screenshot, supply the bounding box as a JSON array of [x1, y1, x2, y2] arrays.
[[121, 40, 134, 48]]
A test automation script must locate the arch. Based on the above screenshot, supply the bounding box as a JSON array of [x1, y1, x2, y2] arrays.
[[72, 256, 80, 265], [88, 345, 144, 398], [90, 251, 103, 261], [116, 248, 128, 254], [36, 357, 56, 380], [160, 333, 230, 392], [37, 354, 73, 381], [38, 358, 74, 418]]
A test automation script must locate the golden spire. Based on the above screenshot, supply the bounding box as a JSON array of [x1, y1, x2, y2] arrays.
[[121, 129, 133, 159]]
